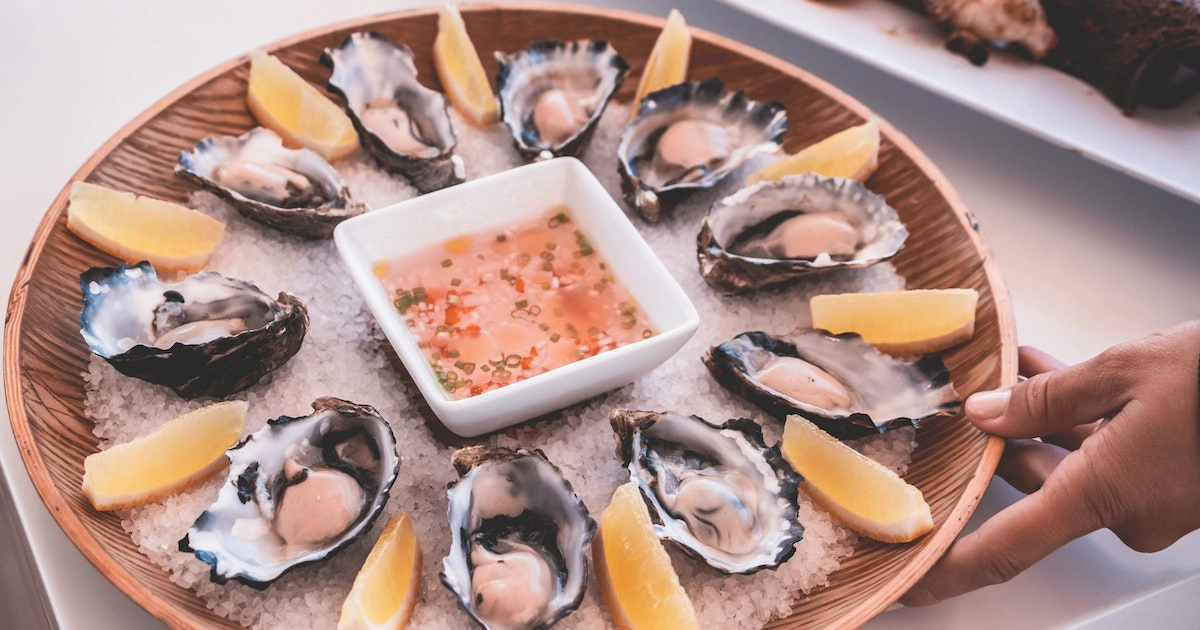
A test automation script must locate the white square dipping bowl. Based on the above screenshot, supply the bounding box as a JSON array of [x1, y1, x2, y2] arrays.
[[334, 157, 700, 437]]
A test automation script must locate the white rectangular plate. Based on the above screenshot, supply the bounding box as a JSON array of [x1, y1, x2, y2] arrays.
[[717, 0, 1200, 206]]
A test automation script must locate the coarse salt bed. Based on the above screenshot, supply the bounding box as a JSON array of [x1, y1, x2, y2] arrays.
[[83, 102, 918, 629]]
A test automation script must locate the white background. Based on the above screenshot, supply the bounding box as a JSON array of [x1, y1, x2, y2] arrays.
[[1, 0, 1198, 627]]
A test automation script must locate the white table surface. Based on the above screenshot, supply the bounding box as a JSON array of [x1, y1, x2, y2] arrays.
[[2, 0, 1198, 628]]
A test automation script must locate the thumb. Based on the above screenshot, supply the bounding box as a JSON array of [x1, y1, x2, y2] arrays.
[[901, 453, 1103, 606], [965, 347, 1131, 439]]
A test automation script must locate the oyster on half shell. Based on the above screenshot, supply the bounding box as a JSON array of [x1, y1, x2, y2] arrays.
[[698, 174, 909, 294], [441, 446, 594, 630], [79, 262, 308, 399], [180, 398, 399, 588], [617, 78, 788, 222], [704, 329, 961, 440], [323, 31, 464, 192], [495, 40, 629, 161], [176, 127, 367, 239], [610, 409, 804, 574]]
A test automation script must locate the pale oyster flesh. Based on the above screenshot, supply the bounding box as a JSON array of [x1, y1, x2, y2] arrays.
[[175, 127, 366, 239], [79, 262, 308, 399], [704, 329, 961, 440], [495, 40, 629, 161], [441, 446, 594, 630], [180, 398, 399, 589], [698, 173, 909, 293], [617, 79, 788, 222], [610, 409, 804, 574], [323, 31, 464, 192]]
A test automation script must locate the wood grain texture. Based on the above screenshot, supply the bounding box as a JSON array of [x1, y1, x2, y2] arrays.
[[3, 4, 1014, 629]]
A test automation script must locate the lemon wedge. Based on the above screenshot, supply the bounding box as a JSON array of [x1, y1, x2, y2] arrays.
[[81, 401, 247, 511], [66, 181, 226, 274], [748, 119, 880, 185], [631, 9, 692, 117], [247, 50, 360, 161], [434, 4, 499, 125], [338, 512, 423, 630], [782, 415, 933, 543], [593, 482, 698, 630], [810, 288, 979, 355]]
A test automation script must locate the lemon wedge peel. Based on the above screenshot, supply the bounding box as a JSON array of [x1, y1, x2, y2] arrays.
[[247, 50, 360, 161], [81, 400, 247, 511], [593, 481, 699, 630], [810, 288, 979, 356], [781, 415, 933, 544], [337, 512, 423, 630], [748, 119, 881, 185], [66, 181, 226, 274], [433, 4, 500, 126], [631, 9, 693, 118]]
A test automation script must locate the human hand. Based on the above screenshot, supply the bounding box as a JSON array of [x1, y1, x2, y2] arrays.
[[901, 321, 1200, 606]]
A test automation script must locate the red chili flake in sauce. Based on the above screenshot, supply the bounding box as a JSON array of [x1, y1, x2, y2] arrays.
[[376, 206, 656, 400]]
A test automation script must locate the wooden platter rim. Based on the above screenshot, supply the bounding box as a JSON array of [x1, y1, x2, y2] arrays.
[[3, 3, 1013, 628]]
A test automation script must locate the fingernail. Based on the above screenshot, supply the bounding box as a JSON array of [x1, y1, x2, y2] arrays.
[[966, 389, 1010, 421]]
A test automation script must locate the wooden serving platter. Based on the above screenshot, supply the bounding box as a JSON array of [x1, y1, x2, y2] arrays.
[[3, 4, 1012, 628]]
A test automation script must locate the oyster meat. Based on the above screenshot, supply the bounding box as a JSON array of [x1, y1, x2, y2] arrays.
[[697, 173, 909, 293], [323, 31, 464, 192], [441, 446, 594, 629], [610, 409, 804, 574], [180, 398, 398, 588], [617, 78, 788, 222], [495, 40, 629, 161], [176, 127, 367, 239], [79, 262, 308, 399], [704, 329, 961, 440]]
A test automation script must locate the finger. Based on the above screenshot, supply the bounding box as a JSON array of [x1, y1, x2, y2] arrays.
[[1018, 345, 1066, 378], [996, 439, 1070, 494], [1017, 346, 1107, 449], [1012, 348, 1099, 446], [900, 460, 1102, 606], [964, 351, 1131, 439], [1041, 418, 1103, 451]]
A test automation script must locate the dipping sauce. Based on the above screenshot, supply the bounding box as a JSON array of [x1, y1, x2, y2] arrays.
[[375, 206, 656, 399]]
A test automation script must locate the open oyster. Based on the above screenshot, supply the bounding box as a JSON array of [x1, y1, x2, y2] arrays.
[[323, 31, 464, 192], [610, 409, 804, 574], [698, 174, 909, 293], [441, 446, 594, 629], [175, 127, 367, 239], [704, 329, 961, 440], [495, 40, 629, 161], [180, 398, 398, 588], [617, 79, 788, 222], [79, 262, 308, 399]]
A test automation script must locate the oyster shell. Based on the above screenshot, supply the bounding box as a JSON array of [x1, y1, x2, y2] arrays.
[[79, 262, 308, 399], [175, 127, 367, 239], [441, 446, 594, 629], [180, 397, 399, 588], [617, 78, 788, 222], [698, 174, 909, 294], [610, 409, 804, 574], [704, 329, 961, 440], [323, 31, 464, 192], [495, 40, 629, 161]]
